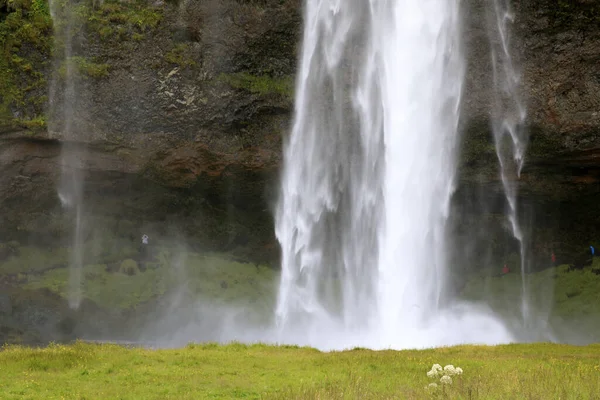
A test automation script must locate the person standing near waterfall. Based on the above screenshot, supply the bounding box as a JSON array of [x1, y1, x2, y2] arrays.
[[140, 234, 149, 260]]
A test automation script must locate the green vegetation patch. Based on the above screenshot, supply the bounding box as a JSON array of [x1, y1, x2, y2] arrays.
[[51, 0, 163, 43], [0, 236, 138, 275], [9, 247, 278, 310], [0, 0, 164, 131], [58, 56, 110, 79], [24, 263, 169, 309], [119, 258, 139, 276], [173, 252, 277, 306], [0, 246, 69, 275], [0, 0, 52, 130], [86, 0, 163, 41], [219, 72, 295, 100], [164, 43, 196, 68], [461, 263, 600, 323], [0, 342, 599, 399]]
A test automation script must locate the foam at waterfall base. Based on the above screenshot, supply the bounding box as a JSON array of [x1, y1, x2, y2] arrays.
[[270, 302, 515, 351]]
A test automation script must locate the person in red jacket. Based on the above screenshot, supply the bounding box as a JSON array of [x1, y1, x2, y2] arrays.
[[551, 251, 556, 266], [502, 264, 510, 275]]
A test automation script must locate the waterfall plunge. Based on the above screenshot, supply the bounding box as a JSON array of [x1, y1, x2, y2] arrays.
[[275, 0, 514, 350]]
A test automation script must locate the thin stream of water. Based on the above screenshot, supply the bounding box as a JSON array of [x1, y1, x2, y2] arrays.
[[49, 1, 86, 310], [487, 0, 530, 325]]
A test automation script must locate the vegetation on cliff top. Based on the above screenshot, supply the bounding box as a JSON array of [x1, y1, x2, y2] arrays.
[[0, 0, 52, 130], [0, 342, 599, 399], [0, 0, 164, 131], [72, 0, 163, 42]]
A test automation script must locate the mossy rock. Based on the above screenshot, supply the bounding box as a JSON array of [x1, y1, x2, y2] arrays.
[[218, 72, 294, 100], [119, 259, 139, 276], [0, 1, 53, 128]]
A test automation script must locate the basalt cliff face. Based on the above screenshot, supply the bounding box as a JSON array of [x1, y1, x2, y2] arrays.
[[0, 0, 301, 264], [459, 0, 600, 265], [0, 0, 599, 265]]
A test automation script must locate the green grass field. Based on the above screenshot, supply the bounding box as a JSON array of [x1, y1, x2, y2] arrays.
[[0, 342, 599, 399]]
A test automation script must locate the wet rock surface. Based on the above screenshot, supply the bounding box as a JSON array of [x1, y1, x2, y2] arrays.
[[0, 0, 598, 258], [0, 0, 295, 264]]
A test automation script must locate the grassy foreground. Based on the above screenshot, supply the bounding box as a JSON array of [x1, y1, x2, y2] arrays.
[[0, 342, 599, 399]]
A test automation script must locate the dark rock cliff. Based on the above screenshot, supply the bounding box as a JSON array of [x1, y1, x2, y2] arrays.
[[0, 0, 598, 265], [0, 0, 301, 264], [457, 0, 600, 267]]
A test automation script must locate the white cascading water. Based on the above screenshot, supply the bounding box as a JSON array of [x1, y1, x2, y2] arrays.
[[275, 0, 514, 350], [49, 1, 85, 310], [487, 0, 530, 323]]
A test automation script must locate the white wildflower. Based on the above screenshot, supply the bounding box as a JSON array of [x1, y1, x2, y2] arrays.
[[426, 362, 462, 390], [443, 365, 459, 376]]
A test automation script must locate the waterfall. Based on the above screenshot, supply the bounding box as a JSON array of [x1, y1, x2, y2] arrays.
[[49, 1, 86, 310], [274, 0, 513, 350], [486, 0, 530, 323]]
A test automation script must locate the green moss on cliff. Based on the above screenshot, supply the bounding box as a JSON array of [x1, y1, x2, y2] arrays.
[[0, 1, 52, 130], [85, 0, 163, 41], [50, 0, 163, 43], [0, 0, 165, 131], [19, 115, 46, 130], [219, 72, 294, 100], [164, 43, 196, 68], [58, 56, 110, 79]]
